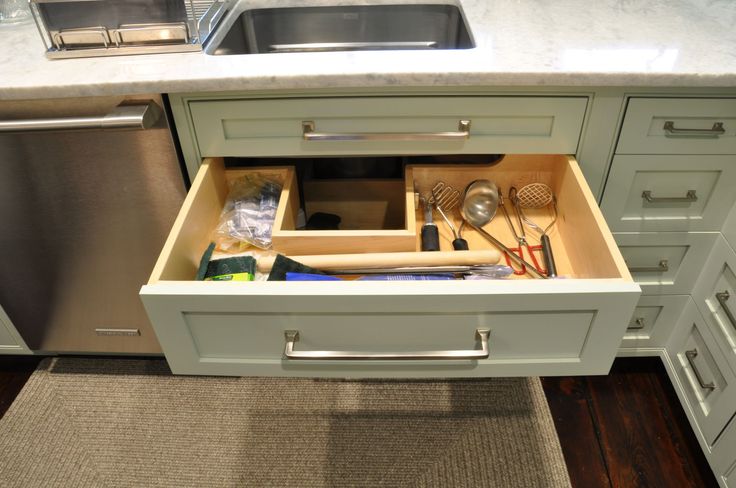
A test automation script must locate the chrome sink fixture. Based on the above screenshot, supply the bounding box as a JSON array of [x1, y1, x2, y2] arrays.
[[30, 0, 233, 58], [209, 4, 474, 55]]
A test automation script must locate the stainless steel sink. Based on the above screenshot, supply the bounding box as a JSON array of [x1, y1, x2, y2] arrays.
[[210, 4, 474, 55]]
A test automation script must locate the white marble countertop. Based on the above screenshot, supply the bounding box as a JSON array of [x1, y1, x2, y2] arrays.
[[2, 0, 736, 100]]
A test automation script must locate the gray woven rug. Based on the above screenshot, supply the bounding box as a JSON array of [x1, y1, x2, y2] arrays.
[[0, 358, 570, 488]]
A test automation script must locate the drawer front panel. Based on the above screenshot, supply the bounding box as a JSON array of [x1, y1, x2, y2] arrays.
[[712, 418, 736, 486], [618, 98, 736, 155], [621, 295, 688, 350], [694, 237, 736, 377], [142, 287, 638, 378], [601, 155, 736, 232], [189, 97, 588, 157], [669, 302, 736, 446], [614, 232, 717, 295]]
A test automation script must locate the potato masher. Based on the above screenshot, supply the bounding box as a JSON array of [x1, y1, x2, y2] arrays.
[[430, 181, 468, 250], [516, 182, 558, 278]]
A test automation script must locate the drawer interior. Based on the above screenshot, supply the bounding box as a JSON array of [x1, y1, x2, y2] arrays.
[[149, 154, 630, 283]]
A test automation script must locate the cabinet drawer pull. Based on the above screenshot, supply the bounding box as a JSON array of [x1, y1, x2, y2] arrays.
[[628, 317, 646, 330], [663, 121, 725, 137], [302, 119, 471, 142], [283, 328, 490, 360], [684, 348, 716, 391], [628, 259, 669, 273], [641, 190, 698, 203], [715, 291, 736, 331]]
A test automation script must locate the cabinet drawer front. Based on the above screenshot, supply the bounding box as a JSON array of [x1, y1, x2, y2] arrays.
[[141, 156, 639, 378], [618, 98, 736, 155], [142, 290, 637, 377], [668, 301, 736, 446], [188, 97, 587, 157], [620, 295, 688, 350], [712, 418, 736, 484], [601, 155, 736, 232], [693, 236, 736, 377], [614, 232, 717, 295]]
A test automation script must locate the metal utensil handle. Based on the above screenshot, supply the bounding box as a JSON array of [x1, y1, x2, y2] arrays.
[[663, 121, 725, 137], [715, 291, 736, 331], [0, 102, 161, 133], [468, 223, 547, 278], [540, 234, 557, 278], [642, 190, 698, 203], [685, 349, 716, 391], [283, 328, 490, 360], [628, 260, 669, 273], [302, 120, 471, 141]]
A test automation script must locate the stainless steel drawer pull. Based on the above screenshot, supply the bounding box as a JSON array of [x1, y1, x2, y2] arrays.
[[684, 348, 716, 391], [641, 190, 697, 203], [663, 121, 725, 137], [715, 291, 736, 331], [283, 328, 490, 360], [0, 101, 162, 133], [628, 260, 669, 273], [628, 317, 646, 330], [302, 119, 471, 142]]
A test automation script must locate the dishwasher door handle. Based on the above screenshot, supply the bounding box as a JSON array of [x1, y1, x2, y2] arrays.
[[0, 101, 162, 132]]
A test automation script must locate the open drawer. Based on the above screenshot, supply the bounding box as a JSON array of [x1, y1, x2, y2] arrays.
[[140, 155, 640, 377]]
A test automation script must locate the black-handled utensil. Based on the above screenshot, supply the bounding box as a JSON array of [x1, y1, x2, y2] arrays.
[[420, 198, 440, 251]]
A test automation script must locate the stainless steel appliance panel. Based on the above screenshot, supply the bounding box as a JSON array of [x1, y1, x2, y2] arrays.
[[0, 95, 186, 353]]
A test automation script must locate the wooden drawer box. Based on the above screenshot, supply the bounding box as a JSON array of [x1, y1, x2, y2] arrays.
[[693, 236, 736, 377], [668, 300, 736, 446], [140, 155, 640, 378], [617, 98, 736, 155], [614, 232, 717, 295], [187, 96, 588, 157], [620, 295, 688, 351], [601, 155, 736, 232]]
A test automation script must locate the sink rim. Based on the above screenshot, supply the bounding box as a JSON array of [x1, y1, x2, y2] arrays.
[[204, 1, 477, 56]]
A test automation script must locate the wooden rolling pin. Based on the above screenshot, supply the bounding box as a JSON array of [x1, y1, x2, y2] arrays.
[[256, 250, 501, 273]]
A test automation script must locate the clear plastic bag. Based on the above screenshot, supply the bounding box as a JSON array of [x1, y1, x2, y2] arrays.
[[213, 174, 282, 251]]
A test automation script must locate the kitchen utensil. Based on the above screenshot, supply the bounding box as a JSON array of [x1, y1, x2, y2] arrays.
[[431, 182, 468, 250], [420, 196, 440, 251], [506, 187, 545, 275], [322, 264, 507, 275], [461, 180, 547, 279], [516, 183, 558, 278], [256, 249, 501, 273]]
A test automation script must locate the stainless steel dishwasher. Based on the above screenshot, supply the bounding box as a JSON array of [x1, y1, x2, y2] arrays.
[[0, 95, 186, 354]]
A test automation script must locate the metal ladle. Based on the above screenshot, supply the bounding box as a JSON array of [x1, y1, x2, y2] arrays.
[[461, 179, 547, 279]]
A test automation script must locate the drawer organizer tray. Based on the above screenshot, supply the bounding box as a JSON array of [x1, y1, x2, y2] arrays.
[[140, 155, 640, 378]]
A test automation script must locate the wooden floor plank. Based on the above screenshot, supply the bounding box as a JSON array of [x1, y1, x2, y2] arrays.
[[541, 376, 612, 488], [586, 359, 718, 488]]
